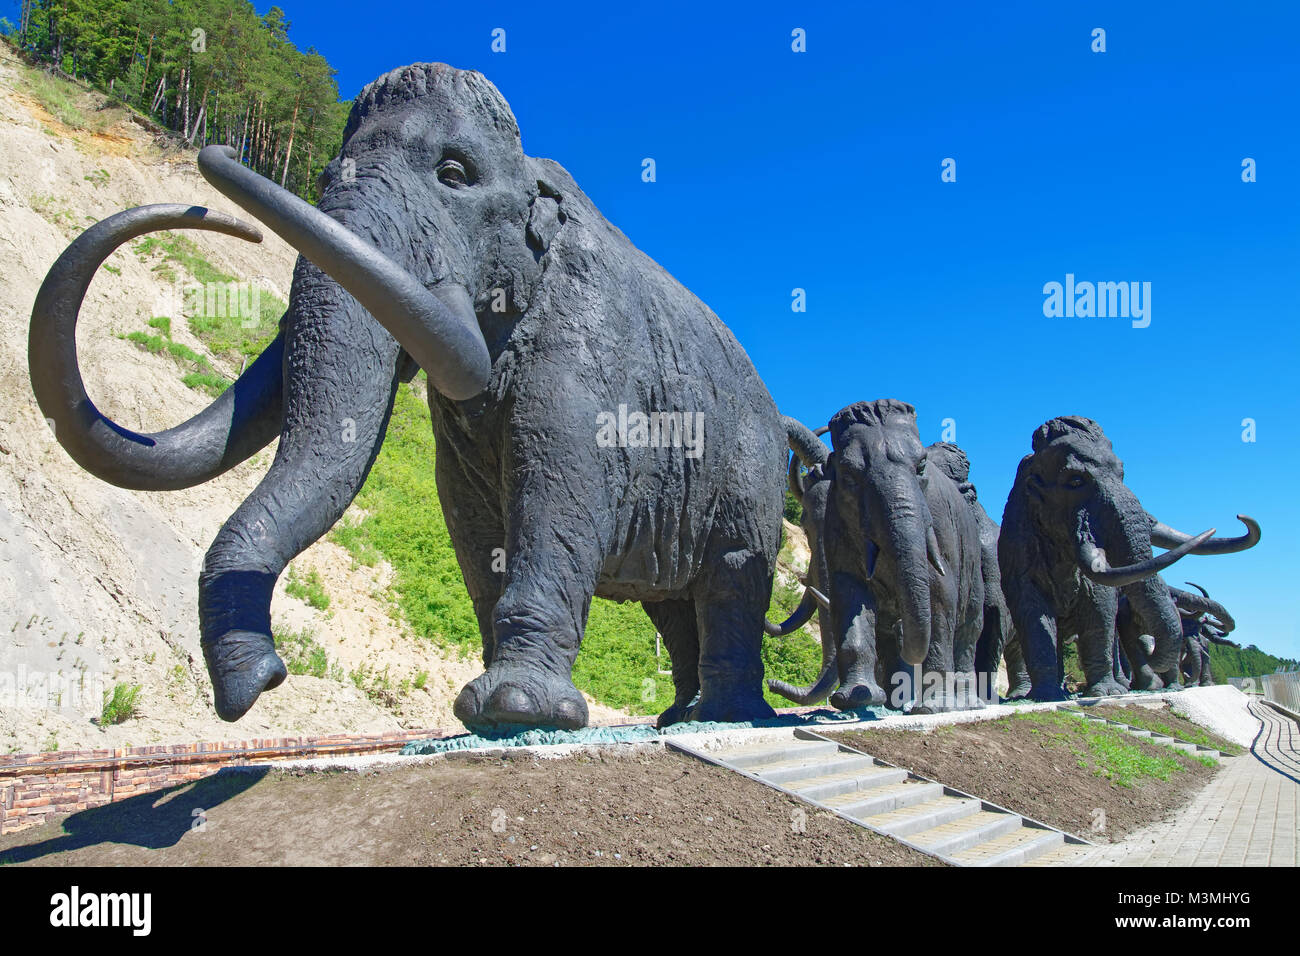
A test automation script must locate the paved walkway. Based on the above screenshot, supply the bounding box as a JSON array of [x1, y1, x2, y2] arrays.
[[1091, 700, 1299, 866]]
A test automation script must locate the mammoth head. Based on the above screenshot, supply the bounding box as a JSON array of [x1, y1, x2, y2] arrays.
[[1018, 416, 1259, 589], [28, 63, 574, 494], [825, 400, 946, 666], [315, 64, 567, 320]]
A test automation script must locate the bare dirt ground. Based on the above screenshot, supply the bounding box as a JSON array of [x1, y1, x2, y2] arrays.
[[827, 711, 1220, 843], [0, 747, 937, 866]]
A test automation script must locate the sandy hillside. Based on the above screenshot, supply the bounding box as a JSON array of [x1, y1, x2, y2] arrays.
[[0, 48, 631, 753]]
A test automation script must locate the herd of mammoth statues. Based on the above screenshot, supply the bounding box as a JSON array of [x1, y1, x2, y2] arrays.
[[766, 403, 1252, 718], [28, 63, 1258, 731]]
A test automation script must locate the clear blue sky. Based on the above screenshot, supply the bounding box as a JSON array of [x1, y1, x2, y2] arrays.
[[26, 1, 1300, 660]]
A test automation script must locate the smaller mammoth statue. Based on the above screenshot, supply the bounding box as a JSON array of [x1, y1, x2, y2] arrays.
[[767, 401, 986, 713], [999, 416, 1260, 701], [926, 442, 1032, 702], [1117, 580, 1237, 689]]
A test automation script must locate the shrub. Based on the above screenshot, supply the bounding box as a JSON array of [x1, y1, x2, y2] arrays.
[[100, 683, 141, 724]]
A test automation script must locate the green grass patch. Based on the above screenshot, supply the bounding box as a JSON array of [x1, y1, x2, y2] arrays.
[[99, 683, 141, 725], [272, 627, 340, 680], [181, 371, 231, 396], [21, 65, 89, 129], [1093, 706, 1243, 757], [285, 566, 331, 611], [1012, 710, 1189, 787], [131, 231, 285, 361]]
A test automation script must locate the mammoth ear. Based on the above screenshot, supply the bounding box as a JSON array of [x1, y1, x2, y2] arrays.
[[526, 179, 565, 256], [1026, 472, 1046, 502]]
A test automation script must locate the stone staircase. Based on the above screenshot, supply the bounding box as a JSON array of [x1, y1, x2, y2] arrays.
[[1061, 708, 1222, 759], [667, 730, 1096, 866]]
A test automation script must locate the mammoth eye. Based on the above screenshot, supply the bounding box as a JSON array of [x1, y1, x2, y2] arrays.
[[1065, 474, 1087, 489], [437, 158, 470, 187]]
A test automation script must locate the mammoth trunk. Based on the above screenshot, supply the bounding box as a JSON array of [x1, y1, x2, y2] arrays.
[[1120, 576, 1183, 673], [883, 516, 933, 668]]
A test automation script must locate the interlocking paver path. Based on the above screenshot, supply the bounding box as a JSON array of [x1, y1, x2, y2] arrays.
[[1091, 700, 1299, 866]]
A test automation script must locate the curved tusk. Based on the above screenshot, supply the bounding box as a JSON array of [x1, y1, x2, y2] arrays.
[[1076, 528, 1216, 588], [764, 586, 817, 636], [197, 145, 490, 400], [29, 204, 284, 491], [1150, 514, 1261, 555]]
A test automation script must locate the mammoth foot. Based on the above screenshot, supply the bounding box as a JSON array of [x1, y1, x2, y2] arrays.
[[1027, 683, 1072, 703], [1004, 680, 1033, 701], [454, 661, 588, 732], [1083, 677, 1129, 698], [656, 697, 697, 729], [202, 630, 287, 722], [830, 681, 887, 711], [1130, 666, 1164, 692], [681, 692, 776, 726]]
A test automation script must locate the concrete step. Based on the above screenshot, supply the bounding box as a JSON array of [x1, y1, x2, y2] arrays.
[[948, 826, 1063, 867], [909, 809, 1023, 857], [719, 740, 841, 770], [749, 753, 878, 785], [1021, 842, 1101, 867], [785, 764, 910, 802], [860, 795, 982, 837], [823, 780, 945, 819]]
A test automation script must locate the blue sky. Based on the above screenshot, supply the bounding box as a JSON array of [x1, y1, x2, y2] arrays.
[[26, 1, 1299, 660], [254, 1, 1300, 661]]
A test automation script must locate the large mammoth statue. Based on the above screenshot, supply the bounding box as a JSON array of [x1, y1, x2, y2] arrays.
[[927, 442, 1032, 701], [999, 417, 1259, 701], [768, 401, 986, 713], [29, 63, 789, 730]]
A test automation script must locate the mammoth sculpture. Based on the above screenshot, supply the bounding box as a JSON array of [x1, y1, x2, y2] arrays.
[[926, 442, 1031, 701], [1176, 583, 1237, 687], [1117, 581, 1237, 689], [767, 401, 985, 713], [999, 416, 1260, 700], [30, 63, 790, 730]]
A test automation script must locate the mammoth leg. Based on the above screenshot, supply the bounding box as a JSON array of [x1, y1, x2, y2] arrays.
[[828, 571, 887, 710], [453, 464, 603, 730], [435, 441, 506, 666], [1010, 584, 1068, 701], [1076, 583, 1126, 697], [686, 547, 778, 724], [643, 598, 700, 728], [1002, 629, 1032, 700], [1115, 597, 1162, 691], [200, 268, 405, 721]]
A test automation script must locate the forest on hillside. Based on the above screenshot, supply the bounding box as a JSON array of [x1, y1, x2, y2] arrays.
[[5, 0, 348, 199], [1208, 642, 1299, 683]]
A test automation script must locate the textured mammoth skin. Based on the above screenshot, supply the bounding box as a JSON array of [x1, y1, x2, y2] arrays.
[[815, 401, 985, 714], [33, 64, 787, 729], [998, 416, 1255, 701], [927, 442, 1030, 702]]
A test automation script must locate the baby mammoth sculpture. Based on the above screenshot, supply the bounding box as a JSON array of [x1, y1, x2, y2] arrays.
[[768, 401, 985, 713], [29, 63, 789, 730], [999, 417, 1260, 701]]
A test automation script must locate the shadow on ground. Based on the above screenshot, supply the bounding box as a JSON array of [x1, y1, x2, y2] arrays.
[[0, 768, 267, 864]]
